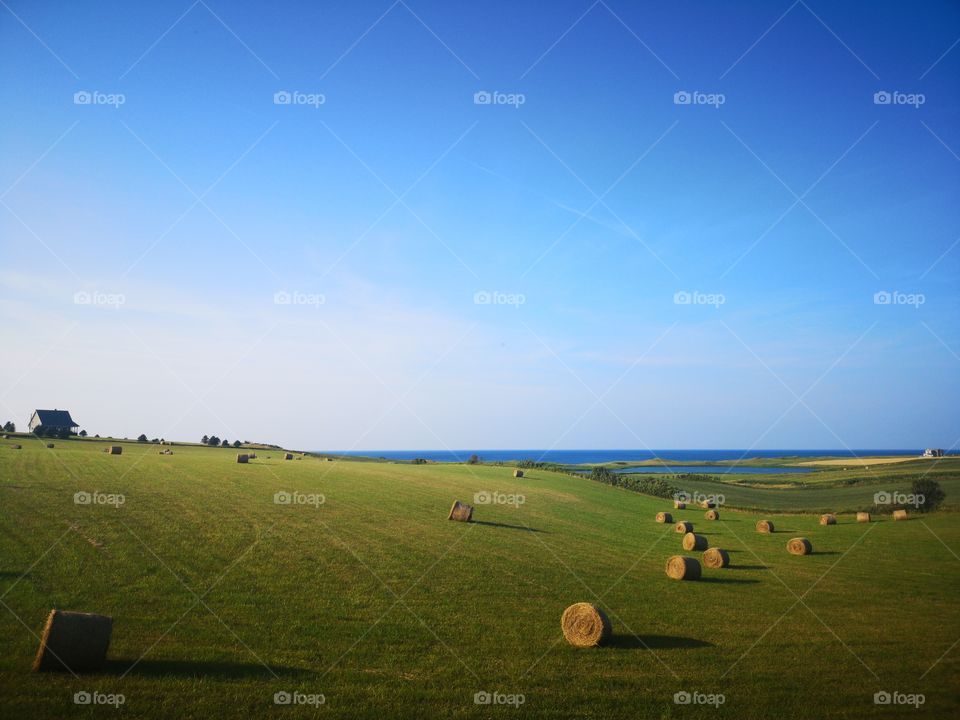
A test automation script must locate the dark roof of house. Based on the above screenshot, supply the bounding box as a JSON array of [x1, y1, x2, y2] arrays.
[[32, 409, 78, 427]]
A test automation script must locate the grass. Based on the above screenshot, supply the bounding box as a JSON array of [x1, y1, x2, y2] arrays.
[[1, 437, 958, 718]]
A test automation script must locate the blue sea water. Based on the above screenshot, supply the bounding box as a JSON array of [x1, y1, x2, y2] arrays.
[[327, 449, 923, 464]]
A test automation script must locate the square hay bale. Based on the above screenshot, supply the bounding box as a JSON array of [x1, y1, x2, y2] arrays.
[[236, 454, 249, 464], [513, 469, 524, 478], [448, 500, 473, 522], [107, 446, 122, 455], [284, 453, 293, 460], [32, 609, 113, 672]]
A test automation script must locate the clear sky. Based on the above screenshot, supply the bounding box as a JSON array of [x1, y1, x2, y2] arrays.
[[1, 0, 958, 451]]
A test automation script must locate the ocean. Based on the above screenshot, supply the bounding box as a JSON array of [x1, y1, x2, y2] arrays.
[[326, 449, 923, 464]]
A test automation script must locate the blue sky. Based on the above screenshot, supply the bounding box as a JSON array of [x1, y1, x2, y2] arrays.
[[1, 0, 958, 450]]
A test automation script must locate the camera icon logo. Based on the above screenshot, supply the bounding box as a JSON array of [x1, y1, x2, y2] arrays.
[[674, 691, 692, 704], [273, 91, 292, 105], [874, 491, 891, 505], [274, 491, 292, 505], [74, 491, 92, 505], [673, 291, 692, 305], [274, 291, 291, 305], [274, 691, 292, 705], [873, 291, 891, 305], [473, 91, 492, 105], [473, 290, 491, 305], [73, 91, 92, 105], [873, 91, 891, 105], [473, 491, 491, 505], [474, 691, 492, 705], [874, 691, 891, 705], [73, 691, 92, 705], [673, 91, 691, 105]]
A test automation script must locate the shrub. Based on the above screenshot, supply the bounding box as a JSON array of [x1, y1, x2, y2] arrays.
[[912, 477, 946, 513], [137, 434, 148, 442]]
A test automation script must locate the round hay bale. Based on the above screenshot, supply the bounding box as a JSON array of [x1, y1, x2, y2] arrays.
[[702, 547, 730, 568], [655, 512, 672, 524], [249, 453, 257, 459], [560, 602, 611, 647], [674, 521, 693, 534], [893, 509, 908, 521], [699, 500, 716, 509], [756, 519, 775, 534], [448, 500, 473, 522], [704, 510, 719, 520], [284, 452, 293, 460], [787, 537, 812, 556], [32, 609, 113, 672], [856, 512, 870, 523], [820, 514, 836, 526], [108, 446, 122, 455], [236, 454, 249, 464], [46, 443, 54, 449], [682, 533, 708, 551], [665, 555, 701, 580], [673, 500, 686, 509], [11, 443, 22, 449], [513, 469, 524, 478]]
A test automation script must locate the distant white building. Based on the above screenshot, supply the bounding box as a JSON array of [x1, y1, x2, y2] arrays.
[[922, 448, 944, 458]]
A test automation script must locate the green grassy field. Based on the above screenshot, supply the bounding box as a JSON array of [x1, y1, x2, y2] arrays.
[[1, 438, 958, 718]]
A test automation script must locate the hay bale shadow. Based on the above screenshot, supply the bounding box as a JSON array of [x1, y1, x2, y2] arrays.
[[471, 520, 546, 533], [697, 577, 761, 584], [731, 564, 770, 570], [104, 659, 312, 679], [607, 634, 714, 650]]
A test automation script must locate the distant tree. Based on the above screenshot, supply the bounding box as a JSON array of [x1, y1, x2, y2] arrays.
[[201, 435, 209, 445], [151, 438, 160, 443], [79, 429, 87, 437], [233, 440, 241, 448], [94, 434, 100, 438], [137, 434, 148, 442], [57, 427, 71, 439], [221, 438, 230, 447], [2, 421, 14, 432], [912, 477, 946, 513], [208, 436, 220, 446], [467, 454, 480, 465]]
